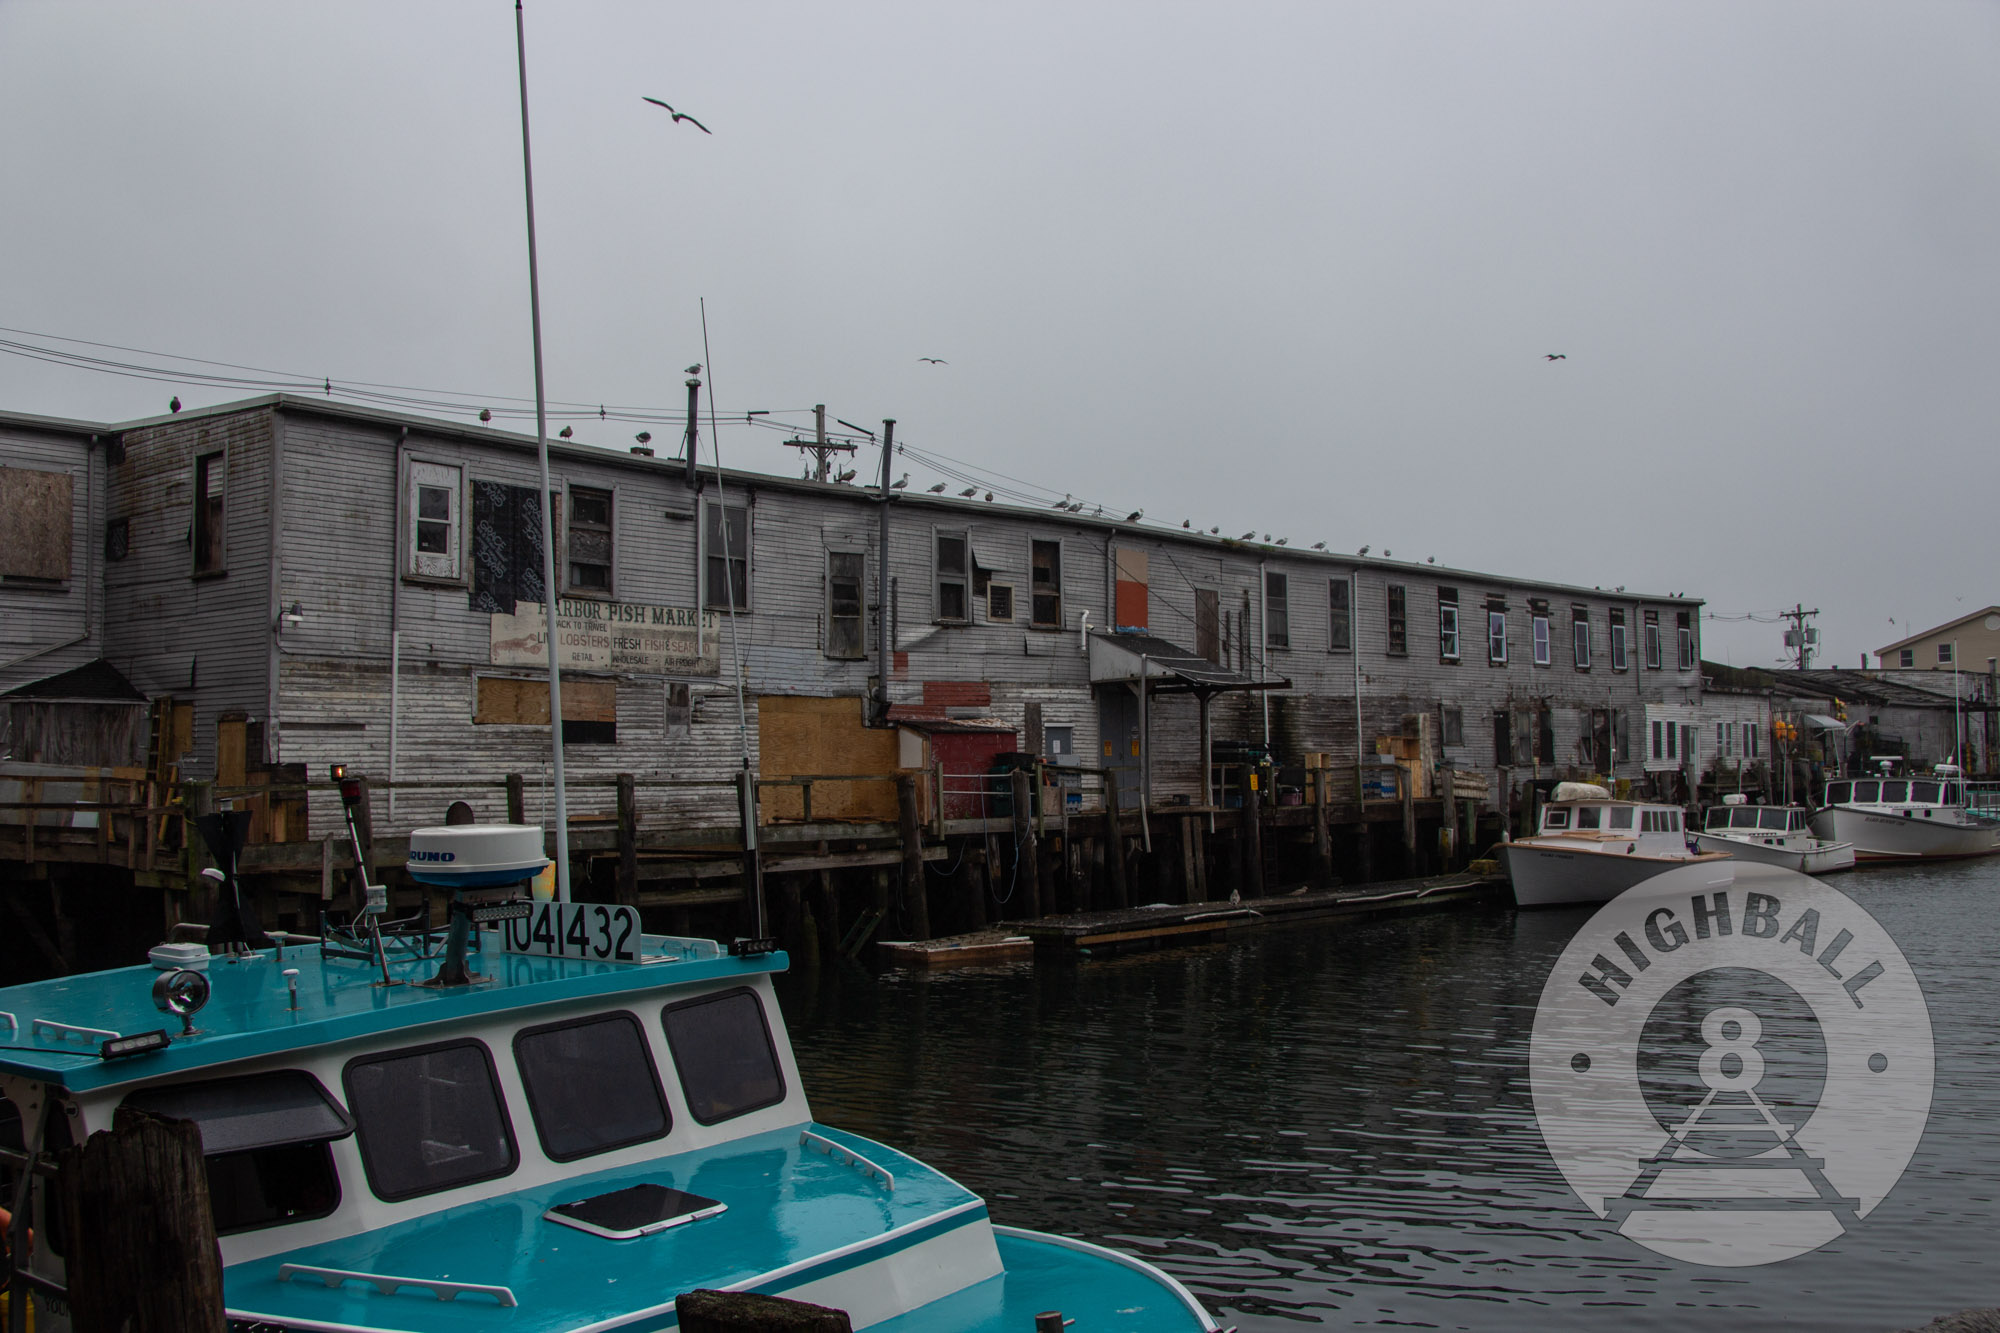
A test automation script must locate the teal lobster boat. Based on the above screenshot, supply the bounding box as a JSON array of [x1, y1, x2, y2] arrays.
[[0, 822, 1223, 1332]]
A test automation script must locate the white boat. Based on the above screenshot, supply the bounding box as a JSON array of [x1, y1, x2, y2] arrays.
[[1501, 783, 1734, 908], [1810, 765, 2000, 862], [1693, 796, 1856, 874]]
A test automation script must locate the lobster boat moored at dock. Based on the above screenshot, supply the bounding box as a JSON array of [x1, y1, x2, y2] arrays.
[[1500, 783, 1733, 908], [1811, 765, 2000, 863]]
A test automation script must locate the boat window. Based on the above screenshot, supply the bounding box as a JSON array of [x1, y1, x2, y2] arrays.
[[1759, 809, 1789, 831], [1542, 809, 1570, 830], [1853, 781, 1879, 803], [1826, 782, 1851, 805], [515, 1012, 670, 1162], [1575, 806, 1602, 830], [1704, 808, 1727, 831], [1945, 782, 1962, 804], [124, 1070, 353, 1234], [1880, 781, 1909, 804], [1731, 808, 1759, 829], [662, 988, 786, 1126], [1911, 781, 1942, 805], [1608, 807, 1634, 830], [344, 1040, 517, 1202]]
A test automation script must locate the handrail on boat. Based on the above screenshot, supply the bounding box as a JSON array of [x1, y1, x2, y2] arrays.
[[800, 1128, 896, 1192], [30, 1018, 120, 1044], [276, 1263, 518, 1307]]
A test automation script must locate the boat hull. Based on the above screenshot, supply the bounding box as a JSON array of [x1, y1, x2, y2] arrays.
[[1499, 842, 1734, 908], [1810, 806, 2000, 862], [1691, 831, 1856, 875]]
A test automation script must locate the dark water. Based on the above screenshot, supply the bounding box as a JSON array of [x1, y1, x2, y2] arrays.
[[776, 859, 2000, 1331]]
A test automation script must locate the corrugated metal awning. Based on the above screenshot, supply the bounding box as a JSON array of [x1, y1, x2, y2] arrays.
[[1087, 631, 1288, 694], [1804, 713, 1849, 730]]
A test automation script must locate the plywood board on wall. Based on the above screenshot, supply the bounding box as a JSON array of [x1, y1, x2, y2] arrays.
[[475, 676, 617, 725], [757, 695, 900, 822], [0, 467, 73, 580]]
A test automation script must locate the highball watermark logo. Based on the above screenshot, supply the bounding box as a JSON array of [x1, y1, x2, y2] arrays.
[[1529, 864, 1933, 1267]]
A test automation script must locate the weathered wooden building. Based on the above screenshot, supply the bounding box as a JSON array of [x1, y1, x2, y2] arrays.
[[3, 392, 1709, 950]]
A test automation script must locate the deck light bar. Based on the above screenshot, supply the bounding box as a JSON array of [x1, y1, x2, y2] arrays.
[[728, 937, 779, 958], [470, 901, 533, 924], [100, 1030, 173, 1060]]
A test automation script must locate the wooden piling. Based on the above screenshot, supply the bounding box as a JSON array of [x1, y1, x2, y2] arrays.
[[615, 772, 639, 906], [1101, 771, 1128, 910], [1310, 770, 1333, 890], [1400, 771, 1418, 875], [57, 1107, 226, 1333], [1440, 767, 1457, 871], [1010, 768, 1041, 919], [897, 775, 930, 940], [1242, 781, 1265, 898], [1181, 814, 1204, 903], [505, 771, 526, 824], [677, 1289, 852, 1332], [965, 841, 989, 930]]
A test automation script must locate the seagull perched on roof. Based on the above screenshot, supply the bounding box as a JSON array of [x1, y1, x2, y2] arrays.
[[984, 492, 994, 501], [1182, 519, 1191, 528], [1052, 494, 1071, 509], [1240, 531, 1256, 541], [959, 486, 978, 497], [1209, 526, 1220, 534], [1358, 545, 1369, 555], [478, 408, 491, 423], [1311, 541, 1327, 551], [927, 482, 947, 493], [642, 97, 711, 133], [1125, 510, 1143, 523], [635, 430, 651, 445], [836, 468, 856, 483], [685, 364, 702, 376], [918, 357, 947, 364], [169, 396, 181, 413], [891, 473, 909, 490], [559, 426, 573, 438], [1275, 538, 1289, 546]]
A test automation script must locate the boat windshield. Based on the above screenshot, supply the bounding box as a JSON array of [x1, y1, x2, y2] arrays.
[[1790, 810, 1807, 830], [1759, 809, 1789, 831], [1730, 808, 1760, 830], [1576, 806, 1602, 830], [1911, 781, 1942, 805], [1608, 806, 1634, 830], [1853, 780, 1880, 803], [1945, 782, 1963, 804], [1880, 780, 1909, 804], [1826, 781, 1852, 805], [1706, 808, 1731, 830]]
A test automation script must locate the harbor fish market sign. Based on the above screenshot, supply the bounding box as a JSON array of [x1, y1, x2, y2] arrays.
[[1529, 864, 1933, 1267], [491, 600, 721, 677]]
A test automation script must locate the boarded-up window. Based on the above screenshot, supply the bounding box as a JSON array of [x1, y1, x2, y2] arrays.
[[406, 460, 462, 581], [1114, 547, 1148, 630], [1030, 540, 1062, 629], [1265, 571, 1289, 649], [1195, 588, 1220, 662], [0, 467, 72, 580], [1538, 706, 1556, 764], [826, 551, 865, 659], [567, 487, 613, 595], [703, 500, 748, 610], [193, 452, 226, 574], [1328, 579, 1351, 652], [471, 481, 554, 614], [474, 676, 616, 744], [934, 529, 968, 623]]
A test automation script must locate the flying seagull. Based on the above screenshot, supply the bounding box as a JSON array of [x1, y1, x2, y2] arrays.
[[642, 97, 711, 133], [918, 357, 947, 364], [1544, 353, 1566, 361], [927, 482, 947, 493]]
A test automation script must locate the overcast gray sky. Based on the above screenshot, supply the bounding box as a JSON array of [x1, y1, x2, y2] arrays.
[[3, 2, 1995, 670]]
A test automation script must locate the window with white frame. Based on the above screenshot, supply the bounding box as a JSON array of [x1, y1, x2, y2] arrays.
[[1438, 587, 1459, 661], [1610, 608, 1628, 670], [1487, 600, 1506, 663], [935, 529, 969, 623], [1266, 571, 1290, 649], [406, 459, 462, 581], [1328, 579, 1352, 651], [1899, 648, 1914, 667], [703, 499, 749, 610], [1745, 722, 1759, 757], [1676, 610, 1695, 670], [1532, 611, 1550, 666], [1652, 718, 1664, 760], [1939, 642, 1955, 665], [1572, 607, 1591, 669]]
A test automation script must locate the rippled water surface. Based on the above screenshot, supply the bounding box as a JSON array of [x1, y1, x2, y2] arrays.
[[777, 858, 2000, 1331]]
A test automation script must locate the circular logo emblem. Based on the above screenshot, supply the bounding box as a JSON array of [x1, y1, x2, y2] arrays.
[[1529, 863, 1933, 1266]]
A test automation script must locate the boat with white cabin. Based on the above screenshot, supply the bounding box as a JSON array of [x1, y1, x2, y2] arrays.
[[1500, 783, 1733, 908], [0, 796, 1224, 1332], [1693, 795, 1856, 874], [1810, 763, 2000, 862]]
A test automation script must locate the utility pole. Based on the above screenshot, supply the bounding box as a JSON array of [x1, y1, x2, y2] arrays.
[[1782, 604, 1821, 671], [785, 404, 857, 481]]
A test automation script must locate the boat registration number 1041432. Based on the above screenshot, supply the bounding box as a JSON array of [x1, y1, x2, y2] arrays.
[[501, 902, 641, 963]]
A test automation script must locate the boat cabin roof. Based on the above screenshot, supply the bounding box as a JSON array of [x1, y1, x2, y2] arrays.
[[0, 931, 778, 1092]]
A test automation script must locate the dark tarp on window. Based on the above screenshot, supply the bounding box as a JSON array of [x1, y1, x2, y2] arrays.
[[471, 481, 552, 614], [123, 1070, 354, 1155]]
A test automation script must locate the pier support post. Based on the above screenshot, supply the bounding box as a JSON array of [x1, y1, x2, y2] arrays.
[[1010, 769, 1042, 920], [505, 771, 526, 825], [965, 840, 989, 930], [897, 776, 931, 940], [1182, 814, 1204, 902], [1440, 767, 1457, 870], [678, 1290, 852, 1333], [1243, 780, 1264, 899], [1400, 770, 1418, 876], [1101, 770, 1128, 910], [615, 773, 639, 906], [1311, 770, 1333, 890], [57, 1107, 226, 1333]]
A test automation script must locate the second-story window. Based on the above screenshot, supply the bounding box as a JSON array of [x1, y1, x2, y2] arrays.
[[1676, 610, 1695, 670], [1487, 598, 1507, 663], [1644, 609, 1662, 669], [406, 460, 462, 581], [1328, 579, 1351, 651], [826, 551, 865, 659], [567, 487, 613, 595], [1610, 608, 1628, 671], [935, 529, 969, 623], [703, 500, 748, 610], [1532, 605, 1551, 666], [193, 450, 226, 574], [1386, 584, 1407, 655], [1266, 571, 1289, 649], [1030, 539, 1063, 628], [1438, 587, 1459, 661], [1572, 606, 1591, 669]]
